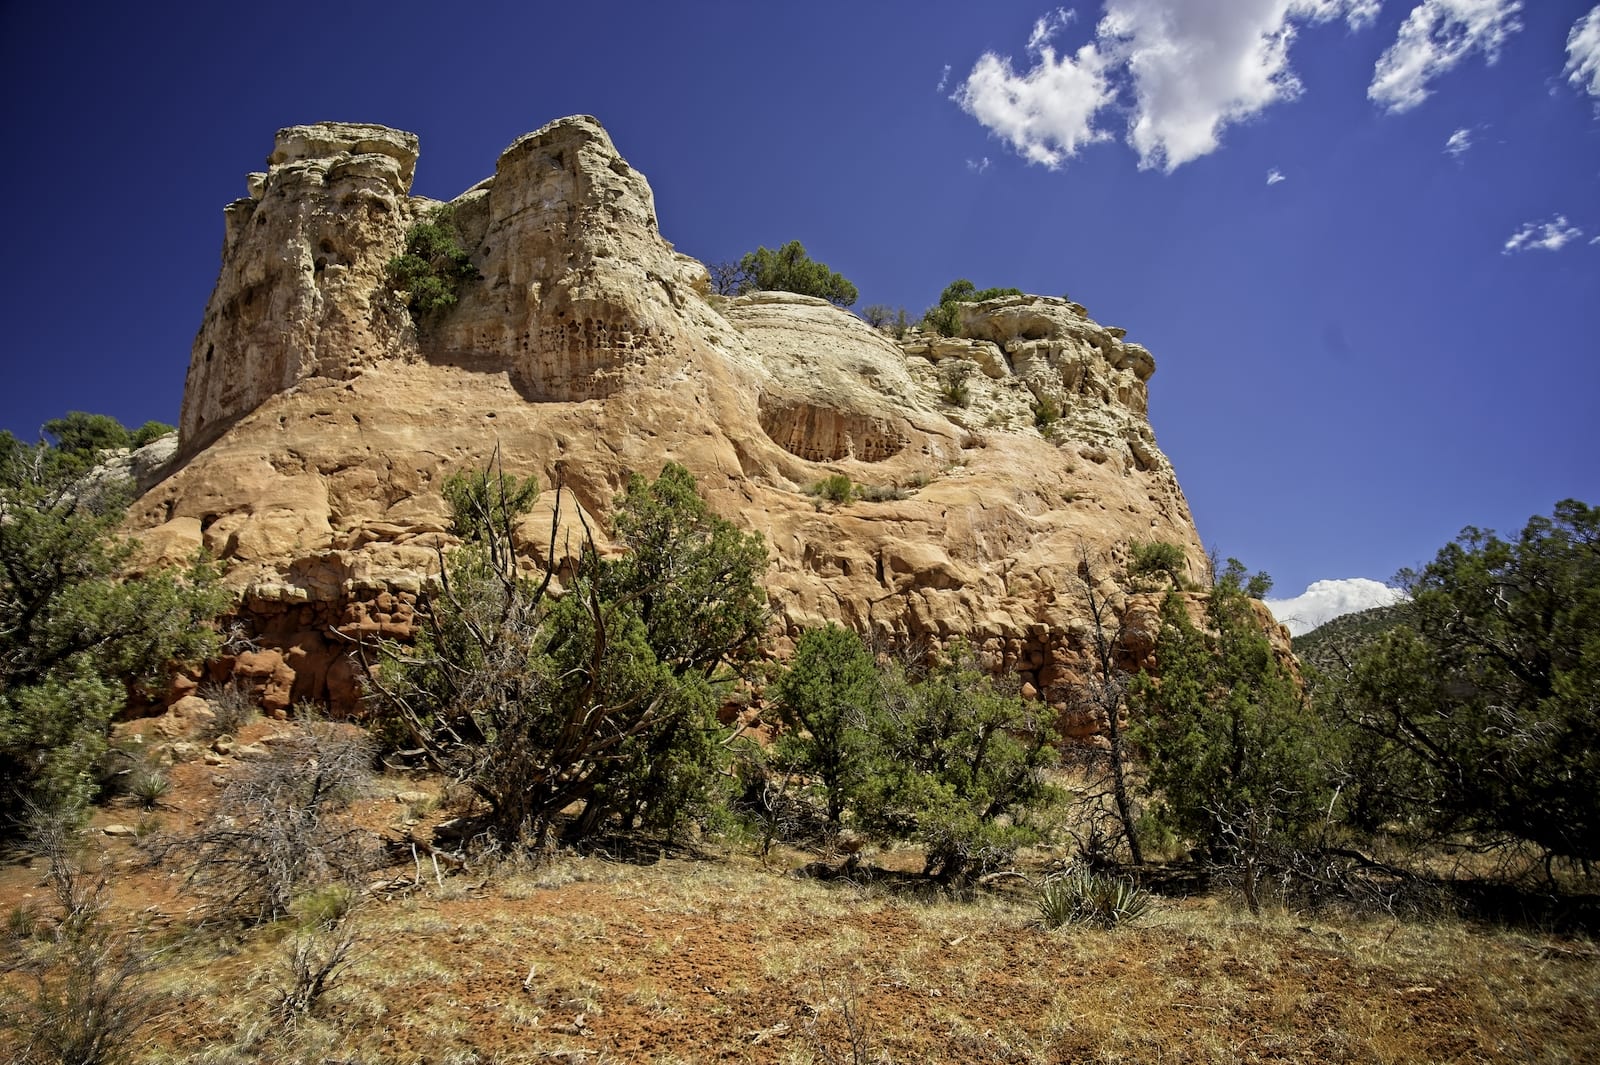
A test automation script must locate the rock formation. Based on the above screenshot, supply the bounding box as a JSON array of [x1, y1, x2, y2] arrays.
[[129, 115, 1212, 731]]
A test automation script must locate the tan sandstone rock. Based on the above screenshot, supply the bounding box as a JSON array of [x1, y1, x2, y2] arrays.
[[131, 116, 1211, 716]]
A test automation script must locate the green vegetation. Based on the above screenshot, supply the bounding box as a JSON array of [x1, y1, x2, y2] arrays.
[[771, 625, 878, 825], [371, 461, 768, 852], [768, 633, 1057, 886], [1037, 870, 1151, 929], [128, 421, 174, 449], [1128, 540, 1190, 590], [42, 412, 131, 458], [1321, 500, 1599, 866], [387, 207, 479, 325], [1291, 601, 1406, 677], [717, 240, 858, 307], [1131, 562, 1328, 909], [34, 412, 175, 467], [860, 647, 1058, 885], [808, 473, 856, 505], [862, 304, 914, 339], [939, 360, 974, 407], [0, 433, 226, 826], [1, 458, 1594, 1063], [922, 279, 1024, 337], [1031, 394, 1061, 432]]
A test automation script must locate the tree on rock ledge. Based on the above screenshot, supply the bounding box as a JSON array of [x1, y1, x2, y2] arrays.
[[718, 241, 858, 307]]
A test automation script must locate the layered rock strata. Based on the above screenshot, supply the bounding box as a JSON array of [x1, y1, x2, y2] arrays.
[[134, 116, 1210, 733]]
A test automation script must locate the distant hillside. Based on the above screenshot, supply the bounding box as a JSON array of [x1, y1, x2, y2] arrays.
[[1292, 601, 1409, 677]]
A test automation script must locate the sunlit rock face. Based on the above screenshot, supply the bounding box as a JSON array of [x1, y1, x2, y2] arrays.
[[141, 117, 1208, 725]]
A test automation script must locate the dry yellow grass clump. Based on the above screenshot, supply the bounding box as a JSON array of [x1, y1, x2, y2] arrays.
[[26, 848, 1582, 1065]]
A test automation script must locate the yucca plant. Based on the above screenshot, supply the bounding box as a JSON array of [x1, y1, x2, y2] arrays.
[[129, 772, 168, 811], [1038, 870, 1151, 930]]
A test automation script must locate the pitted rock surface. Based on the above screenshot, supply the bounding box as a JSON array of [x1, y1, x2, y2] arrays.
[[137, 116, 1221, 724]]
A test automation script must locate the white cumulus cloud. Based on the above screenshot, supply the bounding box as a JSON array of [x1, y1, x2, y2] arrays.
[[1265, 578, 1405, 637], [952, 9, 1115, 168], [967, 156, 992, 173], [1566, 6, 1600, 97], [1267, 168, 1287, 184], [1444, 126, 1473, 157], [1503, 215, 1583, 254], [954, 1, 1379, 172], [937, 64, 952, 93], [1099, 0, 1379, 172], [1369, 0, 1524, 113]]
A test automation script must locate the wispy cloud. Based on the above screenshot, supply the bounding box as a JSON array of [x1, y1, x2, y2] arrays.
[[936, 64, 952, 94], [1566, 5, 1600, 97], [1503, 215, 1583, 254], [1267, 168, 1287, 184], [953, 1, 1380, 173], [1444, 126, 1473, 158], [966, 156, 992, 173], [1265, 578, 1405, 637], [1369, 1, 1524, 113]]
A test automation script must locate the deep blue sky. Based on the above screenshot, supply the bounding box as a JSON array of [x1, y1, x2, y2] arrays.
[[2, 1, 1596, 604]]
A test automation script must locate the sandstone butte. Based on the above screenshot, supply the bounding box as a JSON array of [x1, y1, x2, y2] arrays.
[[122, 115, 1235, 737]]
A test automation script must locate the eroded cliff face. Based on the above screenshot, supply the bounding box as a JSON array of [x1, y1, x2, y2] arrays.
[[180, 123, 422, 452], [139, 116, 1212, 730]]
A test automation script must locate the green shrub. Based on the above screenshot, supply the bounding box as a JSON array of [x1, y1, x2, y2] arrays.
[[1128, 540, 1188, 590], [1032, 396, 1061, 431], [1038, 870, 1151, 929], [1129, 566, 1329, 899], [41, 412, 129, 458], [371, 462, 769, 852], [442, 465, 539, 545], [772, 625, 880, 826], [128, 421, 174, 449], [857, 645, 1059, 886], [387, 207, 479, 325], [940, 361, 974, 407], [735, 241, 858, 307], [0, 437, 227, 825], [922, 279, 1024, 338], [808, 474, 856, 505]]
